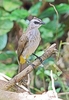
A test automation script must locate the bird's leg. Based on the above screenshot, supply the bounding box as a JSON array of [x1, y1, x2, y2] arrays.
[[32, 53, 42, 63], [26, 59, 35, 69], [26, 53, 43, 69]]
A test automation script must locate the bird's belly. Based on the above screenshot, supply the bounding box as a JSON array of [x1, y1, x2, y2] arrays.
[[29, 39, 39, 53], [23, 38, 40, 57], [29, 39, 40, 53], [23, 30, 41, 57]]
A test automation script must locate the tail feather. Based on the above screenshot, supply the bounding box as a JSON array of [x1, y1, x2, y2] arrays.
[[18, 62, 28, 73], [18, 62, 28, 86]]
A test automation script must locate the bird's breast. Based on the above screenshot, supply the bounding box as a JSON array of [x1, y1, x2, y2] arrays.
[[22, 29, 41, 57], [27, 29, 41, 42], [25, 29, 41, 54]]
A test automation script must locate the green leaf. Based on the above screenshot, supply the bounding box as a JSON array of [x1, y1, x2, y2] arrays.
[[44, 69, 57, 79], [57, 71, 62, 76], [39, 3, 69, 18], [40, 20, 65, 42], [35, 51, 44, 56], [36, 67, 45, 79], [3, 0, 22, 11], [40, 27, 54, 42], [56, 88, 61, 93], [40, 87, 45, 91], [0, 8, 29, 21], [0, 8, 9, 17], [0, 20, 13, 35], [0, 34, 7, 50], [0, 63, 18, 77], [0, 51, 17, 60], [29, 2, 42, 16], [0, 8, 11, 20], [44, 70, 51, 76], [45, 0, 55, 2], [9, 9, 29, 21]]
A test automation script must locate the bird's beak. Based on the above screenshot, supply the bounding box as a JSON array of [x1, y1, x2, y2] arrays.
[[40, 21, 45, 25]]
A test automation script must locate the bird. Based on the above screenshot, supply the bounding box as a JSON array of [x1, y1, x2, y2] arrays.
[[17, 17, 44, 85]]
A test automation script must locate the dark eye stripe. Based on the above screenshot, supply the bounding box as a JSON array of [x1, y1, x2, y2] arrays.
[[34, 21, 40, 24]]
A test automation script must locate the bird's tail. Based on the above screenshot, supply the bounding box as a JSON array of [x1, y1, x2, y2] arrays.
[[18, 62, 29, 86], [18, 62, 28, 73]]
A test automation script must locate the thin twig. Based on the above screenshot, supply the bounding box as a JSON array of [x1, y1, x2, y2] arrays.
[[51, 70, 58, 98], [49, 3, 59, 18], [58, 92, 69, 96], [49, 3, 59, 40]]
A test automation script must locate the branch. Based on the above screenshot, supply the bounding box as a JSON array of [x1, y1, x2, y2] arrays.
[[2, 43, 56, 90], [0, 90, 62, 100]]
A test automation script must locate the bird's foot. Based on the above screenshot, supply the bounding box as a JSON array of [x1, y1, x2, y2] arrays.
[[26, 59, 35, 69], [32, 53, 42, 63]]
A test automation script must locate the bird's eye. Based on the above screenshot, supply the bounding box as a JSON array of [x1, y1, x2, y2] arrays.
[[34, 21, 40, 24]]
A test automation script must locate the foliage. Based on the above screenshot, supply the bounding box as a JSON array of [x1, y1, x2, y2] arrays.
[[0, 0, 69, 98], [0, 34, 7, 50]]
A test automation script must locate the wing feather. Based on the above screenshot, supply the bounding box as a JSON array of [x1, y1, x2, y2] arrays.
[[17, 34, 28, 60]]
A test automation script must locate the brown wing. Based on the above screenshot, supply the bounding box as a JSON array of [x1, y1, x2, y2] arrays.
[[17, 34, 28, 60]]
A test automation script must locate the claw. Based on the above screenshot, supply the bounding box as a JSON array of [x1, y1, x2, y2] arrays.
[[32, 53, 42, 63]]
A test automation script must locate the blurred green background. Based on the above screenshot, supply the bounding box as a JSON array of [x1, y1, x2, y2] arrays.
[[0, 0, 69, 99]]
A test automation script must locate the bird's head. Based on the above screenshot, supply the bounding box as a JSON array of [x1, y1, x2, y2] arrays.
[[29, 17, 45, 28]]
